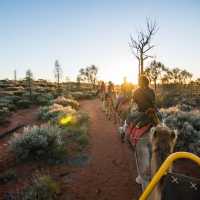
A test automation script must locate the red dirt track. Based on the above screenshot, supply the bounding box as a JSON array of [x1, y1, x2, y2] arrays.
[[0, 106, 39, 136], [66, 99, 140, 200]]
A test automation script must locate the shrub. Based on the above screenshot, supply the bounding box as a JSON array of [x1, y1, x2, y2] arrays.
[[16, 99, 32, 108], [70, 91, 96, 100], [34, 93, 53, 106], [62, 112, 89, 147], [20, 175, 60, 200], [11, 125, 66, 162], [161, 107, 200, 155], [13, 90, 24, 96], [176, 104, 193, 112], [58, 111, 89, 130], [70, 91, 83, 100], [63, 92, 73, 99], [0, 107, 10, 124], [0, 96, 23, 111], [54, 96, 79, 109], [156, 89, 200, 108], [76, 133, 89, 147], [38, 103, 77, 123], [0, 169, 16, 184], [75, 111, 89, 125], [38, 106, 59, 121], [0, 96, 21, 104], [6, 86, 24, 91], [49, 103, 76, 114], [0, 103, 16, 112]]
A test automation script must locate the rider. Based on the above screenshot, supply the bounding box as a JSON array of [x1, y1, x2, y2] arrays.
[[107, 81, 115, 95], [115, 77, 132, 123], [127, 75, 156, 127], [99, 81, 106, 101], [105, 81, 115, 119]]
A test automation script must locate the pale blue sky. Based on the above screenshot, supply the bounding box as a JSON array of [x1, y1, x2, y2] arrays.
[[0, 0, 200, 83]]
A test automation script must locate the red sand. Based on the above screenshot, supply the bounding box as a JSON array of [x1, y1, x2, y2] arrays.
[[64, 99, 141, 200]]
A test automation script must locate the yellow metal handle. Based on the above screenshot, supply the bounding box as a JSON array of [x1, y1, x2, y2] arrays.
[[139, 152, 200, 200]]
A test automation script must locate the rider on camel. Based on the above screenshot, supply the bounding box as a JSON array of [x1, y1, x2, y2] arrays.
[[99, 81, 106, 101], [127, 75, 160, 189], [107, 81, 115, 97], [127, 75, 158, 128]]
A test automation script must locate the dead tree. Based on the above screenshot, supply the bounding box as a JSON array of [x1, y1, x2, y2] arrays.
[[129, 18, 158, 80], [25, 69, 33, 99], [14, 69, 17, 83], [54, 60, 63, 89]]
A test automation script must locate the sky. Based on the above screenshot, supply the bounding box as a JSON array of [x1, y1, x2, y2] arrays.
[[0, 0, 200, 84]]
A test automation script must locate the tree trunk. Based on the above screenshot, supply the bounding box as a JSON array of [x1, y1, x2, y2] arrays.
[[140, 53, 144, 75], [138, 60, 141, 83], [57, 75, 60, 88], [28, 79, 32, 100], [154, 79, 157, 91]]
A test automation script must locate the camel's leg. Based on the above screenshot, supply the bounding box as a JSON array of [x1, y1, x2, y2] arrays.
[[106, 102, 110, 119], [110, 103, 114, 121], [107, 100, 112, 120]]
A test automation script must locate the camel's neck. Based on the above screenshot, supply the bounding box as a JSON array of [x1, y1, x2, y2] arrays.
[[151, 149, 170, 175]]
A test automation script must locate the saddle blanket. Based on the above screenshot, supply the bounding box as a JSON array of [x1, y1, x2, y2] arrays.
[[127, 124, 152, 145]]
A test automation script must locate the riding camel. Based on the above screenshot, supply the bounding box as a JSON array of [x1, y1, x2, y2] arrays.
[[150, 124, 177, 200]]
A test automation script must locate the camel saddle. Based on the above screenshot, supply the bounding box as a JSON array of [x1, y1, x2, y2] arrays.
[[127, 108, 160, 145], [127, 123, 152, 145]]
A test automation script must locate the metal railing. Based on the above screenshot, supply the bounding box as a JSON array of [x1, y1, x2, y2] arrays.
[[139, 152, 200, 200]]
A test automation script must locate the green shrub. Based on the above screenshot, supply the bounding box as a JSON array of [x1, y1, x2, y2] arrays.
[[34, 93, 53, 106], [0, 107, 10, 124], [6, 86, 24, 91], [38, 104, 76, 123], [0, 95, 21, 104], [20, 175, 60, 200], [16, 99, 32, 108], [63, 113, 89, 148], [0, 96, 21, 111], [76, 111, 89, 126], [13, 90, 24, 96], [64, 124, 88, 136], [38, 106, 59, 121], [76, 134, 89, 147], [54, 96, 79, 109], [0, 169, 16, 184], [0, 103, 16, 111], [161, 107, 200, 155], [70, 91, 97, 100], [63, 92, 73, 99], [11, 125, 66, 162]]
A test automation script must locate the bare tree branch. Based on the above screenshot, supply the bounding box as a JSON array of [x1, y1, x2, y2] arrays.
[[129, 18, 158, 77]]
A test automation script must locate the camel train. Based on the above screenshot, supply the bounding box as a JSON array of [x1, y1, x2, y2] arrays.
[[98, 81, 200, 200]]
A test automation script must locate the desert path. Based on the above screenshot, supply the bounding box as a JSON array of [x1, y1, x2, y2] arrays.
[[65, 99, 140, 200]]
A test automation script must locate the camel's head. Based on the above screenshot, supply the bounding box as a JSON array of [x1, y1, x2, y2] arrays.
[[151, 124, 177, 159]]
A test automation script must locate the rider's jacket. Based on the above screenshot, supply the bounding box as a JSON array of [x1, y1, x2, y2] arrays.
[[133, 87, 155, 112]]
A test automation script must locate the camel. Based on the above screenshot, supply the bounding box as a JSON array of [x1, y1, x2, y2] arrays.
[[114, 95, 132, 124], [104, 93, 115, 120], [150, 124, 177, 200]]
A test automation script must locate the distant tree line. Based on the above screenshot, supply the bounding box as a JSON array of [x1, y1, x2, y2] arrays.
[[144, 60, 193, 90], [77, 65, 98, 88]]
